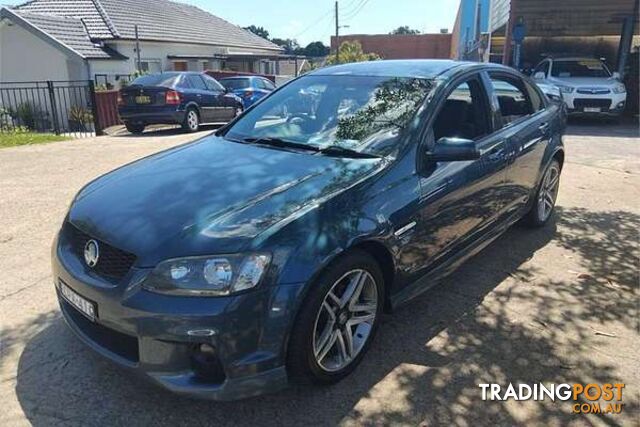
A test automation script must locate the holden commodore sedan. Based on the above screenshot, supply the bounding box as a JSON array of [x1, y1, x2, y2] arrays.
[[53, 60, 565, 400]]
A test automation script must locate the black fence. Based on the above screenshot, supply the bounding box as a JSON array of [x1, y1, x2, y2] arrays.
[[0, 80, 101, 138]]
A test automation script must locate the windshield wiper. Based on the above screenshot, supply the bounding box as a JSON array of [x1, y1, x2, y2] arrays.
[[242, 137, 319, 152], [318, 146, 381, 159]]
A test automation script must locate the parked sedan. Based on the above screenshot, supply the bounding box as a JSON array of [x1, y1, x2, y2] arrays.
[[218, 75, 277, 108], [532, 56, 627, 117], [53, 60, 565, 400], [118, 72, 243, 134]]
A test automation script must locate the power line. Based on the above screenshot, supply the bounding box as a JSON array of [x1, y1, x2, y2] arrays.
[[291, 7, 334, 39], [342, 0, 372, 21]]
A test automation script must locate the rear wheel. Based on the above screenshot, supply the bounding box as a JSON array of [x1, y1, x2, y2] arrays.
[[182, 108, 200, 132], [287, 250, 383, 384], [523, 159, 561, 227], [125, 122, 145, 134]]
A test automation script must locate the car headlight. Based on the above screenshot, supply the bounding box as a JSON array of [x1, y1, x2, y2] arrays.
[[557, 85, 574, 94], [144, 253, 271, 296], [612, 84, 626, 94]]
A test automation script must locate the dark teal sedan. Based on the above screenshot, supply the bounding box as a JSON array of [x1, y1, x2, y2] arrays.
[[53, 60, 565, 400]]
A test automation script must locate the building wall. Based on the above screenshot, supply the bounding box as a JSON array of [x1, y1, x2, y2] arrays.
[[330, 34, 452, 59], [0, 20, 87, 81]]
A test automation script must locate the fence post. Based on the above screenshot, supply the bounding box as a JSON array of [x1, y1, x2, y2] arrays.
[[88, 80, 103, 136], [46, 81, 60, 135]]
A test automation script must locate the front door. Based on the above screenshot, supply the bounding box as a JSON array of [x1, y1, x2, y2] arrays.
[[406, 75, 510, 282]]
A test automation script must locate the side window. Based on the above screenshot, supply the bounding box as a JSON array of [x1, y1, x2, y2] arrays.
[[534, 61, 550, 77], [187, 75, 207, 90], [202, 75, 225, 92], [261, 78, 276, 90], [433, 79, 490, 141], [524, 81, 544, 112], [489, 75, 534, 126]]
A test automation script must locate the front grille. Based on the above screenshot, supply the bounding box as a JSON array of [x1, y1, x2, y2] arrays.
[[576, 88, 611, 95], [574, 98, 612, 110], [64, 223, 137, 281], [61, 298, 140, 363]]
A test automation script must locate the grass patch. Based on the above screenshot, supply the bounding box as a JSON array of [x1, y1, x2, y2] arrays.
[[0, 131, 70, 148]]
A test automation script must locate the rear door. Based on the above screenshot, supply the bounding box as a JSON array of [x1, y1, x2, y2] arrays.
[[483, 72, 551, 221], [185, 74, 217, 122], [202, 75, 235, 121]]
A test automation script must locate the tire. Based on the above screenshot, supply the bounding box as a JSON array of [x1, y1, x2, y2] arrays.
[[182, 108, 200, 132], [287, 250, 384, 385], [523, 159, 561, 227], [125, 122, 145, 134]]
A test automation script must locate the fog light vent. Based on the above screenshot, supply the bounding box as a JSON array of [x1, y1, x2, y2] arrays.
[[190, 344, 226, 384]]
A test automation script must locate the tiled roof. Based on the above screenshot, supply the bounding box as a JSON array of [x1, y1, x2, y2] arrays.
[[16, 0, 115, 38], [8, 9, 118, 58], [14, 0, 283, 52]]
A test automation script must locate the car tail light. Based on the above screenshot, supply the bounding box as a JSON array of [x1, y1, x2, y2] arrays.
[[165, 90, 181, 105], [242, 90, 254, 99], [117, 92, 124, 106]]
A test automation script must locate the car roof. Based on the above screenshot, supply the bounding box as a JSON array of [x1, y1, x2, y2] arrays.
[[308, 60, 512, 79], [218, 76, 259, 80], [548, 56, 604, 62]]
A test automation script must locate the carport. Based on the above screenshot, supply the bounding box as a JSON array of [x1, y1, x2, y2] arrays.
[[488, 0, 639, 75]]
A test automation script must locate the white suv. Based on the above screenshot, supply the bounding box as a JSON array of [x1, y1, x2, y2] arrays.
[[532, 57, 627, 117]]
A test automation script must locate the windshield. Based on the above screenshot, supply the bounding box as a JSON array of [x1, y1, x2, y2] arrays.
[[223, 74, 435, 157], [220, 78, 251, 90], [131, 73, 179, 87], [551, 60, 611, 78]]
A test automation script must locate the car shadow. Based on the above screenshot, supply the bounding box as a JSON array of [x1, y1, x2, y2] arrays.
[[11, 207, 638, 425], [565, 116, 639, 138], [107, 124, 223, 138]]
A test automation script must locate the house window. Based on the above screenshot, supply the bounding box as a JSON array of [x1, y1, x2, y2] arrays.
[[140, 60, 161, 73], [173, 61, 188, 71]]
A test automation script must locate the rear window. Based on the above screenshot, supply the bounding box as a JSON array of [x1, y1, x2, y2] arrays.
[[131, 74, 178, 87], [220, 78, 251, 90]]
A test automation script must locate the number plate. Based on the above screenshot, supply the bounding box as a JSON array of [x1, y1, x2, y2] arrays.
[[135, 96, 151, 104], [59, 280, 97, 321], [584, 107, 601, 113]]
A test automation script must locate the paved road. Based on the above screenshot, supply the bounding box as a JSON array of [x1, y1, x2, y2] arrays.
[[0, 121, 638, 426]]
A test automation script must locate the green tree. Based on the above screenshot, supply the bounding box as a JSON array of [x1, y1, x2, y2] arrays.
[[303, 41, 330, 57], [271, 38, 301, 54], [390, 26, 421, 35], [326, 41, 381, 65], [244, 25, 269, 39]]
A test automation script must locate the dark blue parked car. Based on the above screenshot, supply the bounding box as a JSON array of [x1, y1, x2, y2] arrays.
[[218, 75, 277, 108], [54, 60, 565, 400], [118, 72, 244, 134]]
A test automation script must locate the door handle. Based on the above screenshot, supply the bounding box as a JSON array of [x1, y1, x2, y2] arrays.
[[487, 147, 505, 162], [539, 122, 550, 133]]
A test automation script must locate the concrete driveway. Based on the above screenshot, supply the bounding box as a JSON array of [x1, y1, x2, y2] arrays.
[[0, 122, 638, 426]]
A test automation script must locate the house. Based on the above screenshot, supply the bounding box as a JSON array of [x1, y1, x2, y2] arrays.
[[330, 33, 452, 60], [0, 0, 287, 85]]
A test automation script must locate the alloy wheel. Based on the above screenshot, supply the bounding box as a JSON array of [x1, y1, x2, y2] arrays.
[[312, 269, 379, 372], [187, 110, 199, 130], [537, 163, 560, 221]]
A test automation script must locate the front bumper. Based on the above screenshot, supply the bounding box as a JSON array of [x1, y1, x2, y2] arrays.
[[52, 236, 304, 400], [562, 91, 627, 116]]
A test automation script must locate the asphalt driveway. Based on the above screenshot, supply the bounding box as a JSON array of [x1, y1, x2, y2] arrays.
[[0, 122, 638, 426]]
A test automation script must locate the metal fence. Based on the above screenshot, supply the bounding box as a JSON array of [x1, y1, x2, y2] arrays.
[[0, 80, 101, 138]]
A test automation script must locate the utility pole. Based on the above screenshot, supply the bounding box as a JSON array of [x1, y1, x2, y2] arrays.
[[335, 1, 340, 62], [134, 24, 141, 71]]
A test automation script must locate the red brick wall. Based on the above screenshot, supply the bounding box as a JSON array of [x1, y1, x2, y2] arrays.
[[331, 33, 453, 60]]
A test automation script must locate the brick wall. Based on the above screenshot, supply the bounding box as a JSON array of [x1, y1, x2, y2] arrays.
[[330, 33, 453, 60]]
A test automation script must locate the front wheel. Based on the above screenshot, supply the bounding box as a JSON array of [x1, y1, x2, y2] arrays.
[[287, 250, 384, 384], [523, 159, 561, 227], [182, 108, 200, 132]]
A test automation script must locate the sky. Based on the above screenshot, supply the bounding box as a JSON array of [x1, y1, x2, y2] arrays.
[[3, 0, 461, 46]]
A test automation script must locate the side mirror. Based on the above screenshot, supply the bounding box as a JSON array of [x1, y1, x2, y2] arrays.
[[612, 71, 621, 80], [533, 72, 546, 80], [427, 137, 480, 162]]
